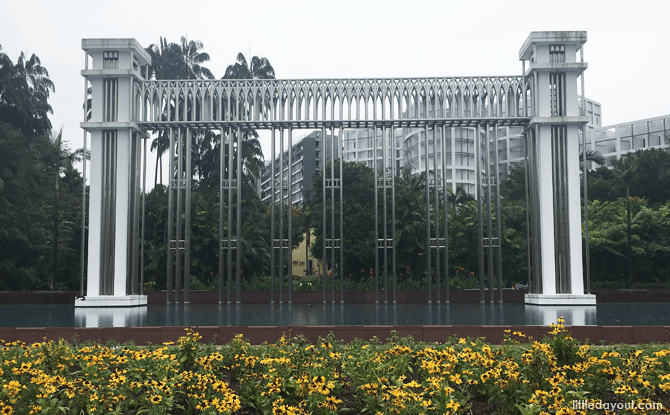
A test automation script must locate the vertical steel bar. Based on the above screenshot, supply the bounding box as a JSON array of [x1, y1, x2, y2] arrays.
[[219, 128, 224, 304], [391, 125, 397, 303], [166, 129, 175, 303], [442, 125, 449, 303], [321, 126, 328, 304], [279, 127, 284, 303], [322, 126, 326, 303], [477, 126, 484, 302], [227, 126, 233, 303], [487, 124, 494, 302], [288, 127, 293, 303], [339, 126, 344, 303], [185, 128, 191, 304], [524, 129, 532, 291], [175, 129, 183, 303], [141, 135, 147, 296], [133, 133, 140, 294], [128, 131, 136, 295], [434, 125, 440, 303], [494, 124, 503, 302], [80, 127, 87, 293], [330, 126, 335, 303], [382, 125, 388, 302], [80, 53, 88, 297], [236, 125, 242, 304], [425, 124, 431, 302], [270, 127, 276, 303], [374, 126, 379, 302]]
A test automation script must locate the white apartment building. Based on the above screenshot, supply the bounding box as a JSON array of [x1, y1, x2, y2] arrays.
[[259, 131, 339, 207], [582, 113, 670, 168], [340, 98, 602, 196]]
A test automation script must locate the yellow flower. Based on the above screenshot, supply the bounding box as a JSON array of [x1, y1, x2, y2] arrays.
[[149, 395, 162, 404], [318, 396, 342, 411], [445, 399, 460, 411]]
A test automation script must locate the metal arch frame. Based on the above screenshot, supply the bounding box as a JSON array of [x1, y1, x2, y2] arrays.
[[134, 75, 534, 305], [79, 33, 597, 309]]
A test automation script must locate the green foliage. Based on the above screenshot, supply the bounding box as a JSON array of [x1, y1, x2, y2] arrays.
[[587, 198, 670, 286], [0, 121, 85, 290], [306, 160, 375, 279], [0, 47, 55, 136], [586, 148, 670, 204]]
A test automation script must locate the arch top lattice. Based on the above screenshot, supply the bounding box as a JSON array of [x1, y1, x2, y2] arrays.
[[135, 76, 534, 130]]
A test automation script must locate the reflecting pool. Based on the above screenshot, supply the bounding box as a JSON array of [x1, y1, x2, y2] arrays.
[[2, 302, 669, 328]]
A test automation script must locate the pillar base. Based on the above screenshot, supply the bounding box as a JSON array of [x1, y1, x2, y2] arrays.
[[75, 295, 148, 307], [524, 293, 596, 306]]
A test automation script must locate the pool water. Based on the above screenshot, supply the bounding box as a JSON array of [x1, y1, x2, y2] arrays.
[[1, 302, 668, 328]]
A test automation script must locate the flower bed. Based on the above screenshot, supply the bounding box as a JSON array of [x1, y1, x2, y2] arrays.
[[1, 320, 670, 414]]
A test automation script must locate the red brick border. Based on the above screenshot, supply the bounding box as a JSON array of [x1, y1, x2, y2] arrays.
[[6, 325, 667, 346]]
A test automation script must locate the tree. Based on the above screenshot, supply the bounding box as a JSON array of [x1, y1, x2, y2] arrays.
[[145, 36, 215, 186], [306, 160, 376, 279], [43, 128, 82, 289], [579, 149, 605, 172], [588, 198, 670, 287], [223, 53, 275, 80], [0, 48, 54, 136], [0, 121, 85, 290], [146, 36, 214, 81], [393, 167, 428, 278]]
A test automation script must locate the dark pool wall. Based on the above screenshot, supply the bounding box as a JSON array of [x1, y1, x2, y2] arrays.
[[2, 289, 669, 305], [2, 324, 670, 346]]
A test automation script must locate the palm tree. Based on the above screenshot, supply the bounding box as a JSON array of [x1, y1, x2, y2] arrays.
[[145, 36, 214, 185], [146, 36, 214, 81], [219, 52, 274, 188], [580, 149, 605, 171], [0, 49, 54, 136], [448, 187, 475, 212], [45, 128, 82, 290], [223, 53, 275, 80], [394, 167, 428, 275]]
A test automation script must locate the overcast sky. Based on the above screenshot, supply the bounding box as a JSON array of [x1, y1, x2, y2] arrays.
[[2, 0, 669, 187]]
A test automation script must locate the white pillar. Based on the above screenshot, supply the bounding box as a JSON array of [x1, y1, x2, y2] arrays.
[[519, 32, 596, 305], [78, 39, 151, 307]]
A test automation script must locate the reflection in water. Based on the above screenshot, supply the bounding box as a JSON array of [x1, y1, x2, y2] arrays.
[[74, 306, 147, 327], [5, 302, 670, 328], [524, 305, 597, 326], [25, 303, 604, 328]]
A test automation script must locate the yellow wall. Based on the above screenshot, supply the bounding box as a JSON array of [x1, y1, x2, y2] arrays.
[[291, 229, 328, 277]]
